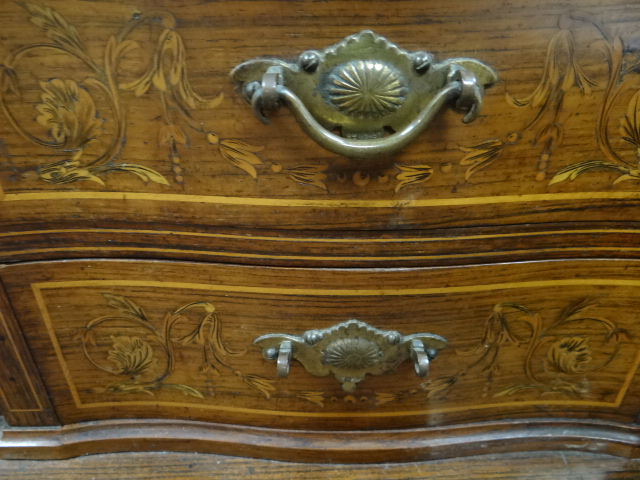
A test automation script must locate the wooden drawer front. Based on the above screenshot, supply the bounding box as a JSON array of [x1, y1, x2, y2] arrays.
[[1, 259, 639, 430], [2, 1, 640, 233]]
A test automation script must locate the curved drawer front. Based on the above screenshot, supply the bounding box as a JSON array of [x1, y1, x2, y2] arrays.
[[2, 259, 639, 430], [2, 0, 640, 235]]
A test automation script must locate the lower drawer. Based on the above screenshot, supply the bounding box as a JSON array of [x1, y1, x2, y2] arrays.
[[1, 259, 639, 433]]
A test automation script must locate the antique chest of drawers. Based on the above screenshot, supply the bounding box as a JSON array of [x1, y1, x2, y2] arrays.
[[0, 0, 639, 462]]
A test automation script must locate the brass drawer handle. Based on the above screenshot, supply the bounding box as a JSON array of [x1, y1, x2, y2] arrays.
[[254, 320, 447, 392], [231, 30, 496, 159]]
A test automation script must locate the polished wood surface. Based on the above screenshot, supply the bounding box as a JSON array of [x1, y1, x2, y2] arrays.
[[0, 280, 57, 427], [1, 451, 639, 480], [0, 417, 637, 461], [1, 0, 640, 465], [1, 258, 639, 431], [2, 0, 640, 233], [7, 225, 640, 268], [0, 257, 638, 461]]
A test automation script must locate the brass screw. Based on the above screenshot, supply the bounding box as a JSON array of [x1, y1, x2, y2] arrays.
[[411, 51, 433, 74], [299, 50, 321, 73]]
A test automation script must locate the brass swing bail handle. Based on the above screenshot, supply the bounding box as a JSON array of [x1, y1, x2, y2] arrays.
[[254, 320, 448, 393], [231, 30, 497, 159]]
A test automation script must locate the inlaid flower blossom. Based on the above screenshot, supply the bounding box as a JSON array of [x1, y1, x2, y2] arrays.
[[120, 29, 223, 111], [296, 391, 325, 407], [394, 163, 433, 192], [239, 373, 276, 399], [287, 164, 328, 191], [206, 134, 265, 179], [459, 139, 505, 180], [107, 336, 157, 376], [35, 78, 102, 155], [545, 336, 592, 374], [506, 28, 596, 110], [80, 295, 272, 400]]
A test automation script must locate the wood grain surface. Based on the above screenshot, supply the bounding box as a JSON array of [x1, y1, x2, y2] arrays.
[[0, 279, 58, 426], [0, 416, 637, 461], [6, 224, 640, 268], [1, 0, 640, 465], [2, 0, 640, 233], [1, 258, 639, 432], [0, 451, 639, 480]]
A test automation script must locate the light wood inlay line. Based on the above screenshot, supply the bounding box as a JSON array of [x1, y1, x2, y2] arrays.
[[32, 287, 84, 410], [32, 278, 640, 297], [616, 342, 640, 407], [5, 190, 640, 208], [30, 279, 640, 418], [0, 310, 43, 411]]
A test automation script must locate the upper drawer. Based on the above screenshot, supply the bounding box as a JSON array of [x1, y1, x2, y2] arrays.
[[2, 1, 640, 232]]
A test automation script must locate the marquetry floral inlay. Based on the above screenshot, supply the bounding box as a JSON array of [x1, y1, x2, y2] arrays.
[[253, 297, 633, 411], [394, 164, 434, 192], [545, 336, 592, 374], [108, 336, 157, 376], [0, 3, 465, 194], [76, 294, 274, 399], [369, 298, 630, 407], [9, 7, 640, 196], [287, 164, 329, 191], [35, 78, 103, 156], [0, 3, 265, 187], [260, 297, 630, 414], [459, 12, 640, 188]]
